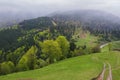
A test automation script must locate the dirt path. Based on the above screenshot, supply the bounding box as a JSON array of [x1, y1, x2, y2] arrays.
[[92, 63, 106, 80], [92, 63, 113, 80], [96, 63, 106, 80], [107, 63, 112, 80]]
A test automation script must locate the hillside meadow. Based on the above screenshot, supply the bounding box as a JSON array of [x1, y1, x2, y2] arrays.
[[0, 50, 120, 80]]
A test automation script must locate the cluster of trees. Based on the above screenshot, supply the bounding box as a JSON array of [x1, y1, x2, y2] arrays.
[[19, 17, 53, 30], [0, 26, 23, 51], [0, 35, 71, 75], [41, 36, 70, 63], [0, 61, 14, 75]]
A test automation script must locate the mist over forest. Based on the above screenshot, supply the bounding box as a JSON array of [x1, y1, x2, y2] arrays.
[[0, 0, 120, 27]]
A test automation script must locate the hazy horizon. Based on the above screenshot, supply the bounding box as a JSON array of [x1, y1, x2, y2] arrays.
[[0, 0, 120, 17]]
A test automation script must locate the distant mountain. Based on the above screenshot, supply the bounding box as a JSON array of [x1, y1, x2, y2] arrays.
[[1, 9, 120, 30], [1, 10, 120, 40], [18, 10, 120, 40], [51, 10, 120, 31], [0, 10, 120, 52], [50, 10, 120, 40]]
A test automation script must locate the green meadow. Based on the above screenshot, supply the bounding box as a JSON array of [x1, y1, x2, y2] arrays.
[[0, 46, 120, 80]]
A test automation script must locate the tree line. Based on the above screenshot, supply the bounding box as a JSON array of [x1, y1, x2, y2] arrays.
[[0, 35, 71, 75]]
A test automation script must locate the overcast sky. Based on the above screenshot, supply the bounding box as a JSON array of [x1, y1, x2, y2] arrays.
[[0, 0, 120, 16]]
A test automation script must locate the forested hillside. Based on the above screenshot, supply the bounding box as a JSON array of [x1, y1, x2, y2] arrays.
[[0, 16, 76, 75], [0, 10, 120, 75], [51, 10, 120, 41]]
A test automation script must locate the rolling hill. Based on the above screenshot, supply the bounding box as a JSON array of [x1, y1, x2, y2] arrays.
[[0, 49, 120, 80]]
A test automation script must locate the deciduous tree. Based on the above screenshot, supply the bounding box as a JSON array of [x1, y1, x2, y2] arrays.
[[41, 40, 62, 63], [56, 36, 70, 58]]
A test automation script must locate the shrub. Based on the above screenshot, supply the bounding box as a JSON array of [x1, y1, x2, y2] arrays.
[[0, 61, 15, 75]]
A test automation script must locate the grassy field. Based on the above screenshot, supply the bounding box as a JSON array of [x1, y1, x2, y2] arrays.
[[0, 41, 120, 80], [75, 34, 98, 48], [0, 49, 120, 80], [72, 28, 98, 48]]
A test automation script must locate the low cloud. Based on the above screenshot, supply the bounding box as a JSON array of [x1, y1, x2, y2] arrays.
[[0, 0, 120, 16]]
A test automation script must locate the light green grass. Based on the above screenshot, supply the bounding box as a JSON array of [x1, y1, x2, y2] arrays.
[[75, 33, 98, 48], [72, 28, 98, 48], [0, 51, 120, 80]]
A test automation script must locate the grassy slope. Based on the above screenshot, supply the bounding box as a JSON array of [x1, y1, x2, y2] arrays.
[[0, 50, 120, 80], [73, 28, 98, 48], [75, 33, 98, 48]]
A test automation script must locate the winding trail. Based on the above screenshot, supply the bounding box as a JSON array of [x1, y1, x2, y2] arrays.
[[92, 43, 114, 80]]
